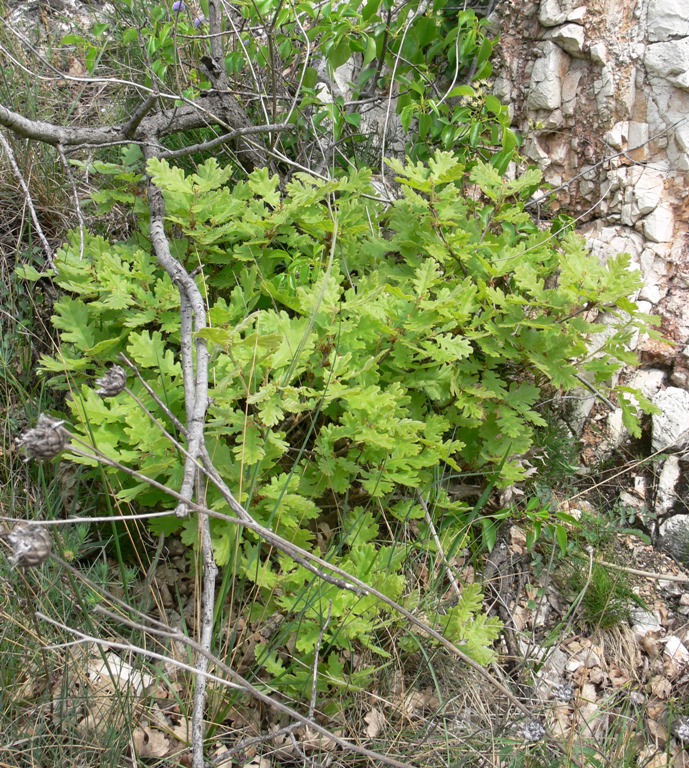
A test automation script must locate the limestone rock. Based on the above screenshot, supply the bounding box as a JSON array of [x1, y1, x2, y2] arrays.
[[561, 66, 584, 115], [493, 0, 689, 458], [629, 368, 667, 400], [538, 0, 584, 28], [589, 42, 608, 65], [632, 167, 665, 217], [604, 121, 629, 150], [645, 39, 689, 90], [646, 0, 689, 43], [628, 121, 650, 161], [651, 387, 689, 452], [527, 42, 570, 111], [593, 64, 616, 120], [642, 204, 675, 243], [539, 0, 567, 28], [584, 223, 644, 267], [655, 455, 681, 516], [546, 23, 586, 58], [639, 248, 668, 304], [674, 123, 689, 168]]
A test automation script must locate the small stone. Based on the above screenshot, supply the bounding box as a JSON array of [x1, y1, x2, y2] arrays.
[[547, 23, 586, 58], [589, 42, 608, 65], [630, 691, 646, 706], [7, 525, 52, 567], [539, 0, 566, 27], [663, 636, 689, 666], [631, 608, 663, 637], [95, 366, 127, 398], [16, 414, 70, 462]]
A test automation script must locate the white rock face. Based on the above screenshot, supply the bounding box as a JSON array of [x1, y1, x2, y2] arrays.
[[584, 223, 645, 267], [628, 122, 650, 160], [655, 455, 681, 516], [493, 0, 689, 555], [331, 60, 357, 100], [652, 387, 689, 452], [638, 248, 668, 303], [527, 42, 570, 110], [642, 204, 675, 243], [646, 0, 689, 43], [631, 168, 665, 217], [645, 39, 689, 90], [676, 123, 689, 155]]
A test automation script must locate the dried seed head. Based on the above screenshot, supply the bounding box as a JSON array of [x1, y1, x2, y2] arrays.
[[7, 525, 52, 567], [95, 365, 127, 398], [673, 717, 689, 744], [521, 720, 546, 743], [553, 681, 574, 703], [16, 414, 70, 462]]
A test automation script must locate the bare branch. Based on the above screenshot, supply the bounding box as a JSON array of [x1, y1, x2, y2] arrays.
[[140, 139, 215, 768], [0, 103, 122, 146], [0, 95, 274, 151], [123, 93, 160, 139]]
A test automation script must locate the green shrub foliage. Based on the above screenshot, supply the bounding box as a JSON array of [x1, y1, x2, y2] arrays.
[[28, 150, 651, 691]]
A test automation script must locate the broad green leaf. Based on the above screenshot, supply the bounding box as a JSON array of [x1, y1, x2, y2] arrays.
[[52, 298, 95, 351]]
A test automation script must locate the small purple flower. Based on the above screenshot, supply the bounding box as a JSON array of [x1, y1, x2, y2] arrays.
[[194, 15, 207, 28], [172, 1, 185, 12]]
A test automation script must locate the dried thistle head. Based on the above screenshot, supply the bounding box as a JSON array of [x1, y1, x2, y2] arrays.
[[673, 716, 689, 744], [6, 525, 52, 567], [95, 365, 127, 398], [553, 681, 574, 703], [521, 719, 545, 743], [16, 414, 70, 462]]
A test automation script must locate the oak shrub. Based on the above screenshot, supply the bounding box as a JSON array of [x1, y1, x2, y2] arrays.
[[24, 149, 652, 696]]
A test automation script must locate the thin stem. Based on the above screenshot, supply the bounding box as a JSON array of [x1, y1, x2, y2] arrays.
[[0, 130, 53, 267]]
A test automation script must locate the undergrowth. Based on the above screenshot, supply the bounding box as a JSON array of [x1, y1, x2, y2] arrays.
[[15, 148, 654, 707]]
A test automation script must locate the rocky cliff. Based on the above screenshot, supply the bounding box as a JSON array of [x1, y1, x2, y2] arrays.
[[493, 0, 689, 557]]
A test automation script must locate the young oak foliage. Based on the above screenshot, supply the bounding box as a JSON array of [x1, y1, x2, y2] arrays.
[[34, 150, 651, 694]]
